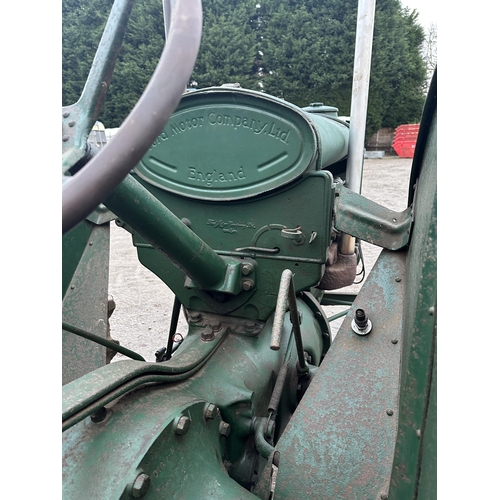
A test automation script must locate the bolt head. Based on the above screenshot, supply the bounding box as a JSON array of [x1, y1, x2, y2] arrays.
[[242, 279, 254, 291], [175, 415, 191, 435], [219, 421, 231, 437], [241, 263, 253, 275], [132, 473, 150, 498], [205, 403, 218, 420]]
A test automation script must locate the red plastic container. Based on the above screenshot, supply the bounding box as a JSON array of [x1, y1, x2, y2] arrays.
[[392, 124, 420, 158]]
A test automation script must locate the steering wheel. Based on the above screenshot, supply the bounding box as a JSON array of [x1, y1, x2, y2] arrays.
[[62, 0, 202, 234]]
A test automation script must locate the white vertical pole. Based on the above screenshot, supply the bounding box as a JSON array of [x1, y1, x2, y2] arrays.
[[341, 0, 377, 255]]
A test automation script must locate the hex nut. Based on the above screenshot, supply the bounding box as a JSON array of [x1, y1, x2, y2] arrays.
[[175, 415, 191, 435], [132, 473, 150, 498], [219, 421, 231, 437], [205, 404, 218, 420], [241, 263, 253, 275], [242, 279, 254, 291]]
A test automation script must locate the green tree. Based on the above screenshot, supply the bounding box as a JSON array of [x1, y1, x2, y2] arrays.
[[63, 0, 427, 134], [190, 0, 259, 89], [62, 0, 164, 128]]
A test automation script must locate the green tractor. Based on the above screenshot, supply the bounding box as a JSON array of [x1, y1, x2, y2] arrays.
[[62, 1, 436, 498]]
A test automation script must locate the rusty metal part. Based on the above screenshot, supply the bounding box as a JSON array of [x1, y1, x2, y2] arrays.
[[62, 0, 203, 234], [318, 242, 357, 290], [273, 249, 406, 499]]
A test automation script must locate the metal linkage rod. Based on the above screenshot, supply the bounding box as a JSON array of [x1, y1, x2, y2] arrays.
[[165, 296, 182, 361], [270, 270, 308, 375]]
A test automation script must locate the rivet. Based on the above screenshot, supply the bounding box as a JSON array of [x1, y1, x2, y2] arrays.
[[381, 494, 388, 500], [416, 429, 421, 438], [391, 339, 398, 344], [63, 111, 70, 118], [395, 277, 401, 282], [89, 242, 93, 246], [386, 409, 394, 416], [70, 285, 75, 290], [62, 135, 70, 142], [68, 120, 76, 127], [429, 307, 435, 316]]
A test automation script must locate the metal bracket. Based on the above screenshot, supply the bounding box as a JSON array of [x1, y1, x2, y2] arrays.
[[333, 183, 413, 250]]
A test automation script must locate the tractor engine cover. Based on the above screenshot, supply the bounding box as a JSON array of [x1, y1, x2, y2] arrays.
[[134, 87, 349, 201]]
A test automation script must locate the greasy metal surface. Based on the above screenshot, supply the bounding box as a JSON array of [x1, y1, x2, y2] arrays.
[[62, 222, 110, 385], [135, 87, 349, 200], [62, 0, 203, 233], [273, 249, 406, 499], [334, 183, 413, 250]]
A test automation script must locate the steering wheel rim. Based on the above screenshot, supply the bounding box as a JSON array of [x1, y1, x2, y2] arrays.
[[62, 0, 203, 234]]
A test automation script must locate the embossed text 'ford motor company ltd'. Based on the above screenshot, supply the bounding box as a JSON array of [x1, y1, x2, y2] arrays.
[[149, 111, 292, 150]]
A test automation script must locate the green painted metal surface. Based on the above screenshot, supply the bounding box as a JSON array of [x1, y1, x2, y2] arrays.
[[333, 183, 413, 250], [388, 81, 437, 500], [62, 299, 326, 499], [62, 221, 110, 385], [273, 249, 407, 499], [118, 171, 334, 321], [134, 87, 348, 200]]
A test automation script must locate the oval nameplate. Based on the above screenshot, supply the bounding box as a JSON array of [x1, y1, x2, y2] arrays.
[[135, 88, 317, 200]]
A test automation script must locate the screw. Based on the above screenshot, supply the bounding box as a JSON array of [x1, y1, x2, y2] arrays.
[[175, 415, 191, 435], [386, 409, 394, 416], [219, 421, 231, 437], [205, 403, 218, 420], [131, 473, 150, 498], [242, 279, 254, 291], [241, 263, 253, 275]]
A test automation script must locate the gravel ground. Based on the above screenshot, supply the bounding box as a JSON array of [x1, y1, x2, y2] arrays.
[[108, 156, 413, 362]]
